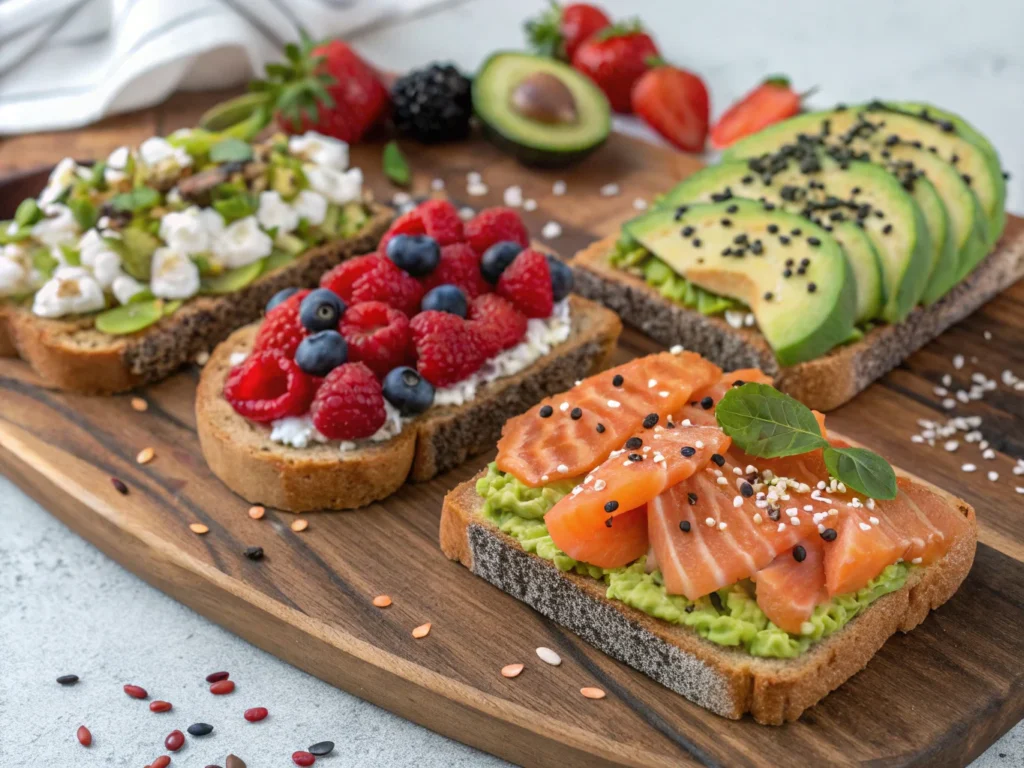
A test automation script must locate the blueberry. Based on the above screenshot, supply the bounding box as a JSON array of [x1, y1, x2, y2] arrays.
[[295, 330, 348, 377], [480, 241, 523, 284], [299, 288, 346, 332], [546, 255, 573, 302], [386, 234, 440, 276], [266, 287, 298, 313], [383, 366, 435, 416], [421, 284, 467, 317]]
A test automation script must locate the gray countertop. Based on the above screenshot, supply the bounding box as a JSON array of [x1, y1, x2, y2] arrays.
[[2, 0, 1021, 765]]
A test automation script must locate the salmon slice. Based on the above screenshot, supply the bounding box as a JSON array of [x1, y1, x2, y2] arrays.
[[754, 540, 829, 634], [675, 368, 774, 427], [550, 504, 650, 570], [545, 426, 730, 568], [882, 478, 971, 566], [823, 511, 904, 596], [495, 352, 722, 487]]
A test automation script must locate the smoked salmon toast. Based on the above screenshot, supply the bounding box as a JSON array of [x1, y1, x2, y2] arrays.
[[440, 349, 976, 724]]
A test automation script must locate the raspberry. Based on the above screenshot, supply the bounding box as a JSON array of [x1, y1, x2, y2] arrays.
[[420, 243, 491, 299], [252, 289, 310, 358], [340, 301, 411, 378], [410, 311, 487, 387], [378, 208, 426, 256], [418, 199, 464, 245], [467, 294, 528, 358], [497, 248, 554, 318], [464, 207, 529, 255], [321, 254, 423, 316], [309, 362, 387, 440], [224, 351, 316, 422]]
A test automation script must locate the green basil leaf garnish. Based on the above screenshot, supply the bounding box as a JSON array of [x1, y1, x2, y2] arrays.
[[14, 198, 43, 227], [69, 197, 98, 231], [209, 137, 254, 164], [382, 140, 411, 187], [822, 446, 898, 500], [715, 383, 828, 457], [110, 186, 161, 213]]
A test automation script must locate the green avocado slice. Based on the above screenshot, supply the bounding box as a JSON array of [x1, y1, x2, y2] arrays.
[[625, 200, 856, 366]]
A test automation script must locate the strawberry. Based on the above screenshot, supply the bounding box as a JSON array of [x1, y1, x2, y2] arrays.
[[525, 2, 611, 61], [571, 22, 659, 113], [309, 362, 387, 440], [410, 311, 487, 387], [497, 248, 554, 319], [464, 207, 529, 256], [340, 301, 411, 378], [421, 243, 491, 299], [224, 351, 316, 422], [710, 76, 805, 150], [204, 34, 388, 144], [468, 294, 528, 358], [632, 65, 710, 153], [378, 208, 427, 256], [251, 289, 311, 358]]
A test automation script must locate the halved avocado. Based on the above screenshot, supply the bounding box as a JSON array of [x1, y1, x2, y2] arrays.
[[625, 200, 857, 366], [473, 52, 611, 168], [660, 150, 931, 324]]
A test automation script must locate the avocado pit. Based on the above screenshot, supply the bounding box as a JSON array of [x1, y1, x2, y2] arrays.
[[511, 72, 579, 125]]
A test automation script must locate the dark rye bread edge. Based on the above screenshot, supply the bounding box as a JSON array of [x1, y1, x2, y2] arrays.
[[570, 231, 1024, 411], [5, 202, 393, 394], [196, 295, 622, 512], [440, 468, 976, 725]]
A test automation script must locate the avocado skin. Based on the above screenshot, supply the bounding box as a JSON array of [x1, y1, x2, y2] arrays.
[[477, 120, 607, 169]]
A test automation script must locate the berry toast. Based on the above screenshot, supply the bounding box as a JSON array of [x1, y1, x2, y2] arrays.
[[197, 201, 622, 511], [0, 130, 391, 393]]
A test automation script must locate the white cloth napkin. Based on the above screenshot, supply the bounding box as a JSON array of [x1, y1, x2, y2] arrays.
[[0, 0, 439, 135]]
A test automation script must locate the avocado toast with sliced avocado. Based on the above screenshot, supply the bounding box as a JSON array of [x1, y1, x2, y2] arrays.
[[0, 129, 391, 394], [572, 101, 1021, 410]]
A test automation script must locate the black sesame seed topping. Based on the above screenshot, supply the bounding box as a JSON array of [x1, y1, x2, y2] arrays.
[[570, 407, 582, 420], [711, 453, 725, 467], [679, 520, 692, 533], [732, 379, 745, 387], [791, 228, 802, 236], [612, 374, 623, 387], [800, 257, 810, 266], [700, 396, 714, 410], [681, 446, 696, 457], [596, 423, 606, 433], [688, 492, 698, 505], [643, 413, 659, 429], [793, 545, 807, 562], [628, 453, 644, 462], [821, 527, 838, 542], [604, 500, 619, 513], [604, 518, 613, 528], [685, 604, 695, 613], [768, 505, 781, 521], [539, 405, 553, 418], [666, 421, 675, 429], [740, 482, 754, 498], [625, 436, 643, 450]]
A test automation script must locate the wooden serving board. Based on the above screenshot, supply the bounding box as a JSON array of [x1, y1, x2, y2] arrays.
[[2, 92, 1024, 767]]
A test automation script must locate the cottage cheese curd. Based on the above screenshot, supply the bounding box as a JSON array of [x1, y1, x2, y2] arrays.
[[303, 165, 362, 206], [31, 204, 79, 248], [104, 146, 130, 184], [288, 132, 349, 170], [112, 274, 146, 305], [159, 206, 223, 255], [257, 191, 300, 234], [270, 401, 404, 451], [150, 247, 200, 300], [212, 215, 273, 268], [139, 137, 191, 170], [0, 244, 41, 297], [291, 190, 328, 225], [38, 158, 79, 207], [32, 267, 106, 318]]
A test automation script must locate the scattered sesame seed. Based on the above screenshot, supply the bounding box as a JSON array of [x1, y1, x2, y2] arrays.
[[557, 463, 569, 473], [130, 397, 148, 412], [372, 595, 392, 608], [431, 178, 445, 190], [552, 180, 567, 196], [536, 647, 561, 666], [501, 664, 524, 679], [716, 477, 728, 486], [539, 405, 553, 418], [633, 198, 648, 211], [136, 447, 155, 465], [189, 523, 209, 535], [581, 687, 606, 700], [600, 183, 620, 197], [944, 440, 959, 452], [988, 471, 999, 481], [604, 500, 619, 513], [608, 400, 620, 408], [594, 479, 606, 491], [412, 623, 432, 639], [859, 522, 872, 532], [953, 354, 965, 370], [523, 199, 538, 211], [679, 520, 691, 532], [732, 496, 743, 508], [541, 221, 562, 240], [983, 448, 996, 460], [248, 505, 265, 520], [291, 519, 309, 532], [718, 522, 728, 531], [961, 463, 977, 473], [705, 517, 716, 527]]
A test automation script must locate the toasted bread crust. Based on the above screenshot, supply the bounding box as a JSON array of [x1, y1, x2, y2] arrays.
[[571, 232, 1024, 411], [0, 305, 17, 357], [196, 295, 622, 511], [5, 202, 393, 394], [439, 465, 976, 725]]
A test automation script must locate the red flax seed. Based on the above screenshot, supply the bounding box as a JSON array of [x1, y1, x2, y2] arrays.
[[123, 684, 148, 699], [164, 730, 185, 751], [150, 757, 171, 768], [205, 671, 230, 683], [76, 725, 92, 746], [149, 700, 172, 713], [244, 707, 268, 722], [210, 679, 235, 695]]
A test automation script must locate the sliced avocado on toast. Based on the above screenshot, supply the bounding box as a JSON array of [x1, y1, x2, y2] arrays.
[[659, 151, 930, 324], [625, 200, 857, 366]]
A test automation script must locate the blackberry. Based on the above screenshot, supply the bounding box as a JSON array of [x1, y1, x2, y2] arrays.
[[391, 63, 472, 143]]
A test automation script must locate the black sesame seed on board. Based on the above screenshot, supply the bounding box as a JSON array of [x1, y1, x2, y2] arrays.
[[700, 396, 714, 410], [711, 453, 725, 467], [612, 374, 623, 387], [680, 446, 696, 457], [570, 407, 583, 420], [244, 546, 265, 561], [679, 520, 692, 533], [625, 436, 643, 450], [740, 482, 754, 498], [807, 283, 817, 293], [820, 528, 838, 542], [56, 674, 80, 686], [595, 423, 606, 434], [539, 405, 553, 418], [643, 413, 659, 429], [687, 492, 698, 505], [793, 545, 807, 562], [604, 500, 619, 513]]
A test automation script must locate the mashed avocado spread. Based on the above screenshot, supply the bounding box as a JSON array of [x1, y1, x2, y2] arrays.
[[477, 463, 909, 659]]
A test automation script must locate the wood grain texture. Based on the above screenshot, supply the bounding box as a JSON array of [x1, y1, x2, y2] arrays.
[[1, 92, 1022, 767]]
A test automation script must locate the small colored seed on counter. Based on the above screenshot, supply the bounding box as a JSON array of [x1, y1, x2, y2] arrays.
[[501, 664, 524, 679], [76, 725, 92, 747], [580, 687, 606, 700], [56, 674, 79, 686], [412, 623, 432, 639], [210, 679, 236, 695], [244, 707, 269, 722], [372, 595, 392, 608], [131, 397, 149, 412], [243, 546, 264, 561], [308, 741, 335, 756], [205, 671, 230, 683], [111, 477, 129, 495], [151, 756, 171, 768], [292, 751, 316, 766], [123, 683, 148, 699], [188, 722, 214, 736], [164, 729, 185, 751], [190, 523, 210, 535], [136, 447, 155, 465], [291, 519, 309, 533], [536, 647, 561, 666], [248, 505, 265, 520], [149, 700, 172, 713], [227, 755, 247, 768]]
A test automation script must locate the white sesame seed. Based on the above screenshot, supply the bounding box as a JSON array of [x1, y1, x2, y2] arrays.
[[705, 517, 716, 527], [633, 197, 648, 210], [869, 516, 880, 525], [912, 557, 923, 565], [980, 440, 990, 450], [953, 354, 964, 370], [536, 647, 562, 666], [934, 386, 948, 396], [594, 479, 606, 491], [1016, 487, 1024, 494], [541, 221, 562, 240], [556, 464, 569, 474], [459, 206, 475, 220], [816, 481, 826, 490], [541, 475, 549, 483], [716, 477, 728, 486], [786, 507, 798, 517], [733, 467, 743, 476], [803, 504, 814, 512], [670, 345, 684, 354], [859, 522, 872, 532], [523, 198, 537, 211], [988, 471, 999, 482], [431, 178, 445, 190], [659, 391, 669, 398], [984, 331, 992, 340], [695, 440, 704, 449], [753, 513, 763, 524], [654, 453, 665, 463], [942, 398, 956, 410], [911, 435, 925, 444], [961, 463, 977, 473], [607, 400, 620, 408], [600, 182, 620, 197], [983, 448, 996, 460], [467, 182, 489, 196], [778, 523, 787, 532], [746, 465, 757, 474], [942, 374, 952, 387], [552, 180, 567, 196], [559, 402, 569, 412], [944, 440, 959, 452], [503, 185, 523, 207], [732, 496, 743, 508], [718, 522, 728, 531], [467, 171, 482, 183]]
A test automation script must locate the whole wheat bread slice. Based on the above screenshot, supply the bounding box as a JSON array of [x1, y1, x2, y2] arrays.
[[440, 466, 976, 725], [3, 202, 393, 394], [571, 231, 1024, 411], [196, 295, 622, 512]]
